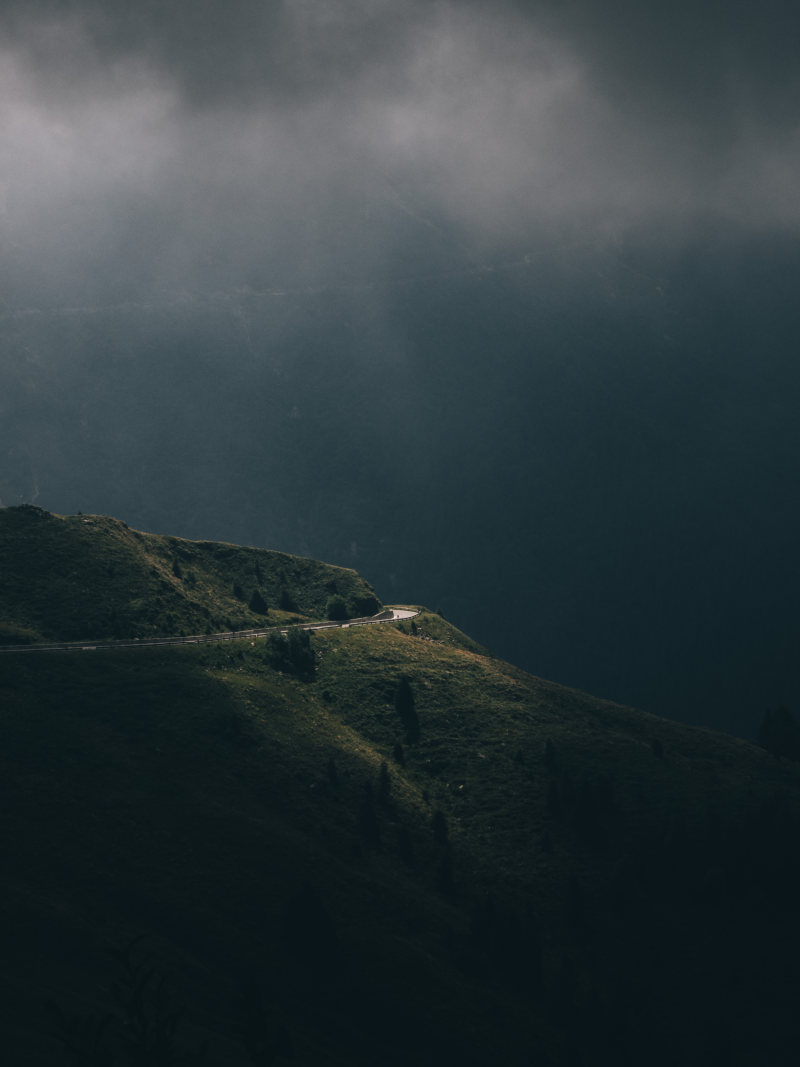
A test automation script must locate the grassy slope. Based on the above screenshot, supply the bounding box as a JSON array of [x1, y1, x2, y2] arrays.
[[0, 505, 380, 643], [1, 511, 800, 1065]]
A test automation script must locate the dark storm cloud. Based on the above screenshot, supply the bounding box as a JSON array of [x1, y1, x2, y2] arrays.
[[10, 0, 799, 116], [3, 0, 433, 103], [2, 0, 799, 305]]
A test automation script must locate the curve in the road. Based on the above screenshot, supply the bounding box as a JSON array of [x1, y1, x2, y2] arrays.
[[0, 607, 421, 655]]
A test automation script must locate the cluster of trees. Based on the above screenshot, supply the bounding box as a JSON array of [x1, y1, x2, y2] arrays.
[[353, 755, 455, 898], [325, 595, 348, 620], [266, 628, 315, 676], [231, 581, 269, 615], [170, 554, 378, 624]]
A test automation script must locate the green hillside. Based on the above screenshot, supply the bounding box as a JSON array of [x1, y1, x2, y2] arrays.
[[0, 505, 380, 644], [1, 509, 799, 1065]]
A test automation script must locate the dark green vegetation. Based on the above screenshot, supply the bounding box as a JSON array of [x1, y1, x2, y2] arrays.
[[2, 511, 800, 1065], [0, 506, 379, 644]]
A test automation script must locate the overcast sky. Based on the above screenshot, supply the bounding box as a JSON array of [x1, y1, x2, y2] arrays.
[[2, 0, 799, 302]]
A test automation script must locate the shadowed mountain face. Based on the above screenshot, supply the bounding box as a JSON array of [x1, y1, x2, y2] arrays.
[[2, 511, 800, 1065], [1, 1, 799, 736]]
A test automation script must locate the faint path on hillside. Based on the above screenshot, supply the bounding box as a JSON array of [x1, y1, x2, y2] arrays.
[[0, 608, 420, 655]]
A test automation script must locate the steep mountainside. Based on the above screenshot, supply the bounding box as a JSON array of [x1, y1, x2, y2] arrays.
[[1, 508, 799, 1066], [0, 505, 380, 644]]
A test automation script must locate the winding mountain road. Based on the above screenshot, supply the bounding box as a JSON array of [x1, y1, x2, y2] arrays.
[[0, 607, 420, 655]]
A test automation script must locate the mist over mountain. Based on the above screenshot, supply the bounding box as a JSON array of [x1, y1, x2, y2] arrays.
[[2, 0, 799, 736]]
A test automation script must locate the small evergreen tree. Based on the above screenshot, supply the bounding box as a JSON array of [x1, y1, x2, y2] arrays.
[[249, 588, 268, 615], [287, 627, 315, 676], [233, 581, 246, 601], [394, 677, 419, 744], [266, 632, 288, 670], [326, 595, 348, 621], [357, 782, 381, 850], [437, 853, 455, 899], [432, 809, 449, 847], [378, 761, 391, 806], [352, 594, 380, 616], [279, 587, 296, 612]]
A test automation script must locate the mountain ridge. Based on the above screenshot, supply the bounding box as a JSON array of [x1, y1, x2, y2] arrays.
[[0, 505, 381, 646]]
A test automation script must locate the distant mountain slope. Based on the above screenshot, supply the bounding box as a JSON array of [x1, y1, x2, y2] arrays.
[[1, 512, 800, 1066], [0, 505, 380, 644]]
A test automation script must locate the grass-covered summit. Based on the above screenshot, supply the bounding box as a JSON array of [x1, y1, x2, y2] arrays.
[[0, 505, 380, 644], [2, 508, 800, 1066]]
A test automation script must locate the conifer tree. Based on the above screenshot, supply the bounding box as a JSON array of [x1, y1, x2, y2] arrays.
[[358, 782, 381, 850], [378, 761, 391, 806], [279, 587, 296, 612], [249, 588, 268, 615], [326, 595, 348, 621], [394, 676, 419, 744], [432, 809, 449, 847], [437, 853, 455, 899], [286, 627, 314, 676]]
